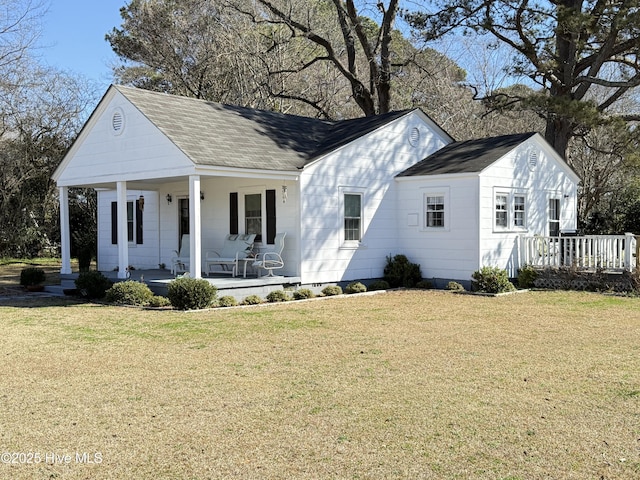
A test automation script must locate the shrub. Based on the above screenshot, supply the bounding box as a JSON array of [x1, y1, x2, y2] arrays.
[[266, 290, 291, 302], [321, 285, 342, 296], [415, 280, 433, 289], [242, 294, 263, 305], [471, 266, 516, 294], [517, 265, 538, 289], [345, 281, 367, 294], [383, 254, 422, 288], [148, 296, 171, 308], [105, 281, 154, 306], [217, 295, 238, 307], [367, 280, 390, 291], [292, 288, 315, 300], [446, 281, 465, 292], [167, 277, 217, 310], [75, 270, 113, 299], [20, 267, 46, 287]]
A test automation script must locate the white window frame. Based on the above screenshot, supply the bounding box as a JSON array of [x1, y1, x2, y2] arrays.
[[548, 196, 561, 237], [514, 194, 526, 228], [422, 188, 450, 231], [238, 186, 267, 244], [126, 200, 135, 243], [494, 189, 528, 232], [339, 187, 365, 249], [495, 193, 508, 229]]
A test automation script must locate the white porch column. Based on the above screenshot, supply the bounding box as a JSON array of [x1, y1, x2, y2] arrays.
[[189, 175, 202, 278], [116, 181, 129, 279], [58, 186, 72, 275]]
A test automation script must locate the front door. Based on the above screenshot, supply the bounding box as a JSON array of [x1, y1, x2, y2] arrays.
[[549, 198, 560, 237]]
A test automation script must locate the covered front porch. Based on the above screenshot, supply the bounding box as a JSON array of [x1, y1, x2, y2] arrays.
[[56, 268, 302, 302]]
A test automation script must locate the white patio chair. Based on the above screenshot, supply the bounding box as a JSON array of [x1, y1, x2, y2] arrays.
[[171, 234, 190, 275], [253, 232, 286, 277], [205, 233, 256, 276]]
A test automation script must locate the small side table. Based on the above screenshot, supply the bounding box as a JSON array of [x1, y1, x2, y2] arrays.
[[238, 257, 255, 278]]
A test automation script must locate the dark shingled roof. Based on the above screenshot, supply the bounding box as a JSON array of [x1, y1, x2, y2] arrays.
[[115, 85, 413, 171], [397, 132, 537, 177]]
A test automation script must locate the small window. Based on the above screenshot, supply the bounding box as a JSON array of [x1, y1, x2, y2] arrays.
[[514, 195, 526, 227], [245, 193, 262, 242], [127, 201, 134, 242], [425, 195, 445, 228], [111, 200, 143, 245], [495, 194, 508, 228], [344, 193, 362, 241]]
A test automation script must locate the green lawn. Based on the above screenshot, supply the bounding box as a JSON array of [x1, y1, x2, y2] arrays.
[[1, 290, 639, 479]]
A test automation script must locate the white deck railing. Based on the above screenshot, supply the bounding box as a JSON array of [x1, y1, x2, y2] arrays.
[[519, 233, 638, 272]]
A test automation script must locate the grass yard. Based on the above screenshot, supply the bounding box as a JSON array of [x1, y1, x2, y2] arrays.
[[0, 290, 639, 479]]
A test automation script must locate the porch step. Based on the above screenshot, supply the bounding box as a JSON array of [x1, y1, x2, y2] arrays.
[[44, 278, 77, 296]]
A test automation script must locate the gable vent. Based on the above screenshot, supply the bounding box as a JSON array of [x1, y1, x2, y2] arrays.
[[528, 151, 538, 170], [409, 127, 420, 147], [111, 108, 125, 135]]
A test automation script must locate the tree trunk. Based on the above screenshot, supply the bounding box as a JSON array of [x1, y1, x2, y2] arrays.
[[545, 116, 573, 160]]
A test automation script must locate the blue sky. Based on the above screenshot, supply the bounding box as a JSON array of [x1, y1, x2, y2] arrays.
[[40, 0, 126, 90]]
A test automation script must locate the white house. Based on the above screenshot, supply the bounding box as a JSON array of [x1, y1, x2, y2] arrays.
[[52, 85, 580, 288]]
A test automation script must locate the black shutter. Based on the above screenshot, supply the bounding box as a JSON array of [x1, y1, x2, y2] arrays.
[[230, 192, 238, 234], [135, 200, 143, 244], [266, 189, 276, 244], [111, 202, 117, 244]]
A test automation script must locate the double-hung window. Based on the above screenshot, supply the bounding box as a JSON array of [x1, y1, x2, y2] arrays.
[[425, 195, 445, 228], [111, 199, 143, 245], [344, 193, 362, 242], [495, 194, 508, 228], [245, 193, 262, 242], [514, 195, 526, 227], [494, 190, 527, 231]]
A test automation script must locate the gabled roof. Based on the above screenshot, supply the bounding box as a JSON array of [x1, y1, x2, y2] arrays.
[[114, 85, 414, 171], [397, 132, 537, 177]]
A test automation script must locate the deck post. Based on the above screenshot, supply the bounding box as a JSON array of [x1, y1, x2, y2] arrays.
[[624, 233, 636, 271]]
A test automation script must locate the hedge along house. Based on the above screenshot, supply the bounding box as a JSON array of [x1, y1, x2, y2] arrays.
[[53, 85, 579, 288]]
